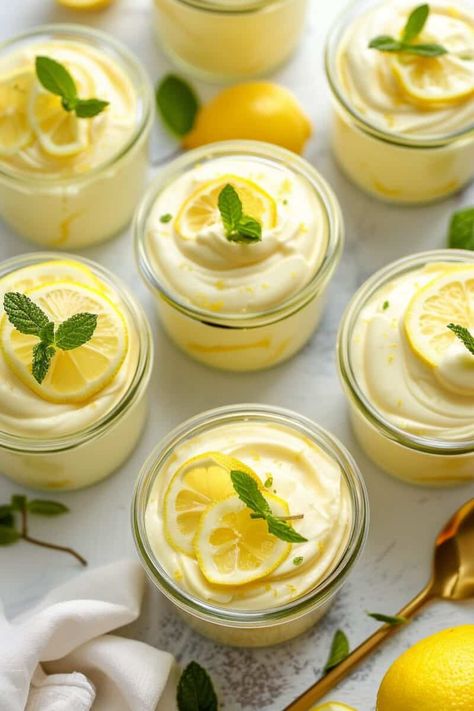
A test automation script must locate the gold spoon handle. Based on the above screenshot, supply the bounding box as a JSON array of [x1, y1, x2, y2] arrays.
[[284, 585, 434, 711]]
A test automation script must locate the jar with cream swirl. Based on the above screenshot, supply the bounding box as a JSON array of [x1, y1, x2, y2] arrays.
[[0, 25, 153, 248], [325, 0, 474, 204], [135, 141, 343, 372]]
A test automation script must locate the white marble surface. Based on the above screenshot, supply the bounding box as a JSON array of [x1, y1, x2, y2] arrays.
[[0, 1, 473, 710]]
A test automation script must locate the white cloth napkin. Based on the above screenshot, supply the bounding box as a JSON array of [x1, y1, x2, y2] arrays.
[[0, 560, 177, 711]]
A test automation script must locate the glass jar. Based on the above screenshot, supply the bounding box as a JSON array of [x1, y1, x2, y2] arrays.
[[135, 140, 344, 372], [0, 25, 154, 249], [132, 404, 368, 647], [324, 0, 474, 204], [0, 253, 153, 491], [338, 250, 474, 486], [153, 0, 308, 82]]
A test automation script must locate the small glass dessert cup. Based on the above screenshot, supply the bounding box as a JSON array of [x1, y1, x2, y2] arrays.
[[0, 253, 153, 491], [135, 140, 343, 372], [152, 0, 308, 83], [324, 0, 474, 204], [132, 404, 368, 648], [338, 249, 474, 487], [0, 24, 153, 248]]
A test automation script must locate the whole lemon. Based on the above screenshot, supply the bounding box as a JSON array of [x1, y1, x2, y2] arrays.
[[377, 626, 474, 711], [183, 82, 312, 154]]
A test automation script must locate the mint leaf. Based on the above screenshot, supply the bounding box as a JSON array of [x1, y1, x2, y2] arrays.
[[160, 213, 173, 224], [230, 470, 270, 516], [234, 215, 262, 243], [401, 43, 447, 56], [11, 495, 27, 511], [55, 313, 98, 351], [369, 36, 404, 52], [177, 661, 218, 711], [264, 476, 273, 488], [156, 74, 199, 137], [447, 323, 474, 356], [367, 611, 409, 626], [0, 505, 14, 529], [267, 515, 308, 543], [32, 342, 55, 384], [402, 4, 429, 43], [383, 300, 390, 311], [448, 207, 474, 250], [40, 321, 55, 345], [28, 500, 69, 516], [75, 98, 109, 118], [293, 556, 304, 566], [35, 56, 77, 104], [218, 184, 243, 235], [324, 629, 350, 673], [3, 292, 50, 336], [0, 526, 20, 546]]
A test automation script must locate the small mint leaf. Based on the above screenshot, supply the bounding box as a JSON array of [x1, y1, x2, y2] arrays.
[[264, 476, 273, 489], [369, 35, 404, 52], [156, 74, 199, 138], [40, 321, 55, 345], [324, 629, 350, 673], [218, 184, 243, 236], [3, 292, 50, 336], [27, 500, 69, 516], [293, 556, 304, 566], [230, 470, 271, 516], [400, 42, 447, 57], [402, 4, 429, 43], [236, 215, 262, 243], [267, 515, 308, 543], [447, 323, 474, 356], [160, 213, 173, 224], [11, 495, 27, 511], [32, 342, 55, 384], [75, 98, 109, 118], [0, 505, 14, 529], [0, 526, 20, 546], [448, 207, 474, 250], [367, 611, 409, 626], [55, 313, 97, 351], [35, 56, 77, 103], [177, 661, 217, 711]]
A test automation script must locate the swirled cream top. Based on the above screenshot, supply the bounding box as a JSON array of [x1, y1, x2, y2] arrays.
[[336, 0, 474, 137], [0, 260, 138, 438], [351, 263, 474, 441], [145, 419, 352, 610], [0, 38, 139, 177], [146, 157, 329, 315]]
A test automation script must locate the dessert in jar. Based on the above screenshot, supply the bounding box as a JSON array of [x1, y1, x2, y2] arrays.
[[0, 24, 153, 248], [325, 0, 474, 204], [338, 250, 474, 486], [153, 0, 308, 82], [135, 140, 343, 372], [0, 253, 153, 491], [133, 405, 368, 647]]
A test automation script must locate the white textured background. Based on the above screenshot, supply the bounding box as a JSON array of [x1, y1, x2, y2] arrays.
[[0, 1, 473, 710]]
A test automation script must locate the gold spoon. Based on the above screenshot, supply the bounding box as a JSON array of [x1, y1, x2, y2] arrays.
[[284, 498, 474, 711]]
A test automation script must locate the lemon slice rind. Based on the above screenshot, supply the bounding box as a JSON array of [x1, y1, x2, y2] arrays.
[[390, 54, 474, 107]]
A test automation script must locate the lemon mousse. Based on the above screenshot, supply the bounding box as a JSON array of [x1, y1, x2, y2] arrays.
[[338, 250, 474, 486], [325, 1, 474, 203], [135, 141, 343, 371], [153, 0, 308, 82], [0, 25, 153, 248], [0, 253, 152, 490], [133, 405, 368, 647]]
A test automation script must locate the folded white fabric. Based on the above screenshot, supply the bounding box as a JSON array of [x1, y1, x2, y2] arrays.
[[0, 560, 177, 711]]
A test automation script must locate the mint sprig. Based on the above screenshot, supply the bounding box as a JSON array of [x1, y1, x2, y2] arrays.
[[447, 323, 474, 356], [35, 56, 109, 118], [230, 470, 307, 544], [156, 74, 199, 138], [367, 611, 409, 626], [177, 661, 217, 711], [369, 4, 448, 57], [323, 629, 350, 673], [448, 207, 474, 251], [218, 184, 262, 244], [3, 292, 97, 384]]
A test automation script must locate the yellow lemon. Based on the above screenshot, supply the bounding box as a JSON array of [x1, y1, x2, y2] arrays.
[[164, 451, 262, 555], [377, 626, 474, 711], [391, 53, 474, 107], [0, 69, 34, 156], [183, 82, 312, 154], [175, 174, 277, 240], [194, 492, 291, 586], [56, 0, 114, 9], [311, 704, 358, 711], [1, 280, 128, 403]]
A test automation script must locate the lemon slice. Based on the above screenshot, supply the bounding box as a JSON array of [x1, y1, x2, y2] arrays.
[[175, 175, 277, 240], [57, 0, 113, 8], [404, 266, 474, 368], [194, 493, 291, 586], [0, 69, 34, 156], [164, 451, 261, 555], [0, 260, 102, 295], [310, 704, 357, 711], [0, 280, 128, 403], [391, 54, 474, 107], [28, 84, 90, 157]]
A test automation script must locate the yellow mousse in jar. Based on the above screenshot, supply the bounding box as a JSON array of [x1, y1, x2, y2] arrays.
[[133, 406, 368, 647], [0, 254, 152, 490], [338, 251, 474, 486], [135, 141, 343, 371], [325, 0, 474, 203], [0, 25, 153, 248]]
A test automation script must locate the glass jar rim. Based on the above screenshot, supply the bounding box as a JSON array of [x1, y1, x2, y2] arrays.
[[167, 0, 287, 13], [132, 403, 369, 625], [134, 140, 344, 329], [0, 23, 154, 187], [337, 248, 474, 455], [0, 252, 153, 453], [324, 1, 474, 148]]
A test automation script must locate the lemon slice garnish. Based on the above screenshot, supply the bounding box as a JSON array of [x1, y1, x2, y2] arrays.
[[164, 451, 261, 555], [391, 53, 474, 107], [175, 175, 277, 240], [194, 492, 291, 586], [0, 69, 35, 156], [28, 83, 90, 158], [0, 280, 128, 403], [57, 0, 113, 8], [0, 260, 102, 294], [310, 704, 358, 711], [404, 266, 474, 368]]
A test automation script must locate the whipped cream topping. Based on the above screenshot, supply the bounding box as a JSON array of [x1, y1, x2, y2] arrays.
[[146, 156, 329, 315], [145, 420, 352, 610], [336, 0, 474, 137], [351, 262, 474, 441], [0, 261, 139, 438]]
